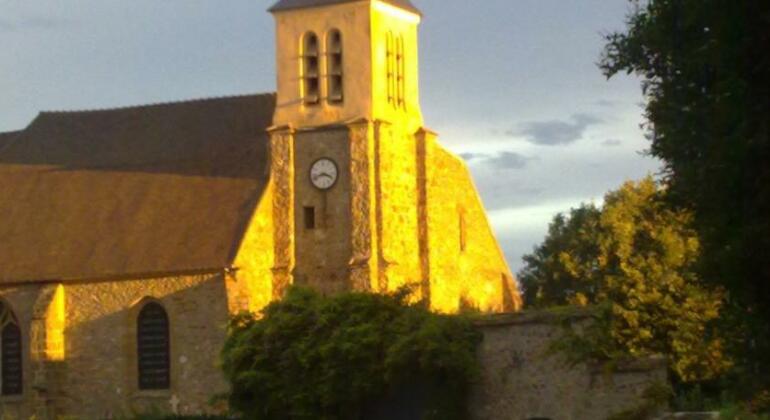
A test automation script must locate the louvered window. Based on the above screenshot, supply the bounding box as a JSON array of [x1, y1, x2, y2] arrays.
[[137, 302, 170, 390], [302, 32, 321, 105], [326, 29, 344, 103], [0, 302, 22, 396]]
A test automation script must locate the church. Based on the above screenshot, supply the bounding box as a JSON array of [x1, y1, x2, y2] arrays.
[[0, 0, 520, 417]]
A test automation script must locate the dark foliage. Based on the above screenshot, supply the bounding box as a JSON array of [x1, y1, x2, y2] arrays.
[[601, 0, 770, 395], [220, 287, 482, 420]]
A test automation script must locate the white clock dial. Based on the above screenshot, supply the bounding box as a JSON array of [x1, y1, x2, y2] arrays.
[[310, 158, 338, 190]]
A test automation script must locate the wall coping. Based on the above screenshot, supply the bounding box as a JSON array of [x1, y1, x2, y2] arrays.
[[472, 307, 595, 327]]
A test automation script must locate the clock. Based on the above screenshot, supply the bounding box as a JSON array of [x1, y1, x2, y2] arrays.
[[310, 158, 338, 190]]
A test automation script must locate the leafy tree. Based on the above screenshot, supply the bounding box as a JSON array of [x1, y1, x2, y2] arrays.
[[600, 0, 770, 383], [520, 177, 729, 381], [220, 287, 481, 420]]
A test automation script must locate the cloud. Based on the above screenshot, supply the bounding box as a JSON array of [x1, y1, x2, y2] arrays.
[[461, 151, 536, 170], [486, 152, 535, 170], [459, 152, 486, 162], [509, 113, 603, 146], [601, 139, 623, 147], [595, 99, 618, 107]]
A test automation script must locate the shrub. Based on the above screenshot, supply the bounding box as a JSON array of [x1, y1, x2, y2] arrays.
[[220, 286, 482, 420]]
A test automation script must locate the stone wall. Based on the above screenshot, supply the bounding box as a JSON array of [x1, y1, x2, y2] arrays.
[[421, 130, 522, 313], [293, 127, 353, 294], [0, 272, 234, 419], [471, 311, 667, 420], [374, 122, 422, 294]]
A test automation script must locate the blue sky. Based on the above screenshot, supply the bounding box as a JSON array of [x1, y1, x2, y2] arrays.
[[0, 0, 661, 272]]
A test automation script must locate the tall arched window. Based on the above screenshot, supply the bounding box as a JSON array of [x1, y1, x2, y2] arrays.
[[302, 32, 320, 105], [396, 35, 406, 109], [0, 300, 22, 396], [137, 302, 170, 390], [386, 32, 395, 105], [326, 29, 344, 103]]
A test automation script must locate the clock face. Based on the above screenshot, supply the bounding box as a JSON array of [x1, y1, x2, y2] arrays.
[[310, 158, 338, 190]]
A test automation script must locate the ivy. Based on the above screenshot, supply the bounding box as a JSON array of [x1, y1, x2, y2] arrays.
[[220, 286, 482, 420]]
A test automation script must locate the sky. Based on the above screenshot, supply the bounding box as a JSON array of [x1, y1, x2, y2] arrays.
[[0, 0, 661, 273]]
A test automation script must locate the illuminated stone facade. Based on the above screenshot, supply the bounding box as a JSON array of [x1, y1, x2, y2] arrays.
[[0, 1, 520, 417], [269, 0, 520, 312]]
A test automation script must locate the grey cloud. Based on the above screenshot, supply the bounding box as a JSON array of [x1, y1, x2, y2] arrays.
[[602, 139, 622, 147], [462, 151, 536, 170], [486, 152, 536, 170], [510, 113, 603, 146], [595, 99, 618, 107], [460, 152, 486, 162]]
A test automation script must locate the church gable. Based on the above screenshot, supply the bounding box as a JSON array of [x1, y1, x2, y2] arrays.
[[0, 94, 275, 283]]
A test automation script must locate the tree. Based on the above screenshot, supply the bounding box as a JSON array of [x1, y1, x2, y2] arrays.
[[520, 177, 729, 381], [600, 0, 770, 382]]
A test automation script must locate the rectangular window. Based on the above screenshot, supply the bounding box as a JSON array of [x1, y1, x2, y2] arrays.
[[459, 211, 467, 252], [304, 206, 316, 230]]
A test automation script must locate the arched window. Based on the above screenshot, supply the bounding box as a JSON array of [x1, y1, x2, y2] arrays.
[[302, 32, 320, 105], [326, 29, 344, 103], [386, 32, 395, 105], [396, 35, 406, 109], [137, 302, 170, 390], [0, 300, 22, 396]]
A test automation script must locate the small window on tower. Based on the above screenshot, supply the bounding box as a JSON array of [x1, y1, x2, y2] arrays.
[[386, 32, 395, 105], [396, 35, 406, 109], [302, 32, 320, 105], [304, 206, 316, 230], [327, 29, 344, 104]]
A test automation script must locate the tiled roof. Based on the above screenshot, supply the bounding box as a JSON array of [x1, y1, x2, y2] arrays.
[[0, 93, 276, 283], [269, 0, 421, 16]]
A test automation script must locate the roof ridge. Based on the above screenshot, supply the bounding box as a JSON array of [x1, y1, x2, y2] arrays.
[[40, 92, 277, 115]]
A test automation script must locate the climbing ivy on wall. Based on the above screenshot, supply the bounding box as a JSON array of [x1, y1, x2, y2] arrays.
[[221, 287, 482, 420]]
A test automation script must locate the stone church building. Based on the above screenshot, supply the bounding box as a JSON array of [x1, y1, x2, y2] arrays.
[[0, 0, 520, 417]]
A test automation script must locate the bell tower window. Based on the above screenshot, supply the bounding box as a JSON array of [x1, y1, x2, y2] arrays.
[[302, 32, 320, 105], [326, 29, 344, 104], [386, 32, 406, 110], [396, 35, 405, 109], [386, 32, 395, 105]]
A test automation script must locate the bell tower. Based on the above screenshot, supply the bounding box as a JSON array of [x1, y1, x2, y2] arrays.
[[269, 0, 424, 133], [267, 0, 430, 297]]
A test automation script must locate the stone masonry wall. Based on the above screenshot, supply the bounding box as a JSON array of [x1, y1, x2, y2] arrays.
[[421, 130, 522, 313], [0, 284, 44, 419], [471, 312, 667, 420], [375, 122, 422, 294], [1, 272, 234, 419]]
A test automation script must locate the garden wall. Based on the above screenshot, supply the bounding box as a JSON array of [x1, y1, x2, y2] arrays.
[[471, 311, 668, 420]]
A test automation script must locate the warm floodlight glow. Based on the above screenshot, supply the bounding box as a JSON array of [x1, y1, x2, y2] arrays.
[[373, 1, 421, 24]]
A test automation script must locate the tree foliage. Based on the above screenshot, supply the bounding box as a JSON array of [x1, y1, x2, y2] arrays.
[[520, 177, 729, 381], [220, 287, 482, 420], [600, 0, 770, 381]]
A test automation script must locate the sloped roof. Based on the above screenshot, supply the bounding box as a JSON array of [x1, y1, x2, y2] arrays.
[[0, 93, 276, 283], [0, 131, 21, 151], [269, 0, 421, 16]]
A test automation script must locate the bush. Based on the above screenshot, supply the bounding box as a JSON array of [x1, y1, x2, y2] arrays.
[[220, 286, 482, 420]]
